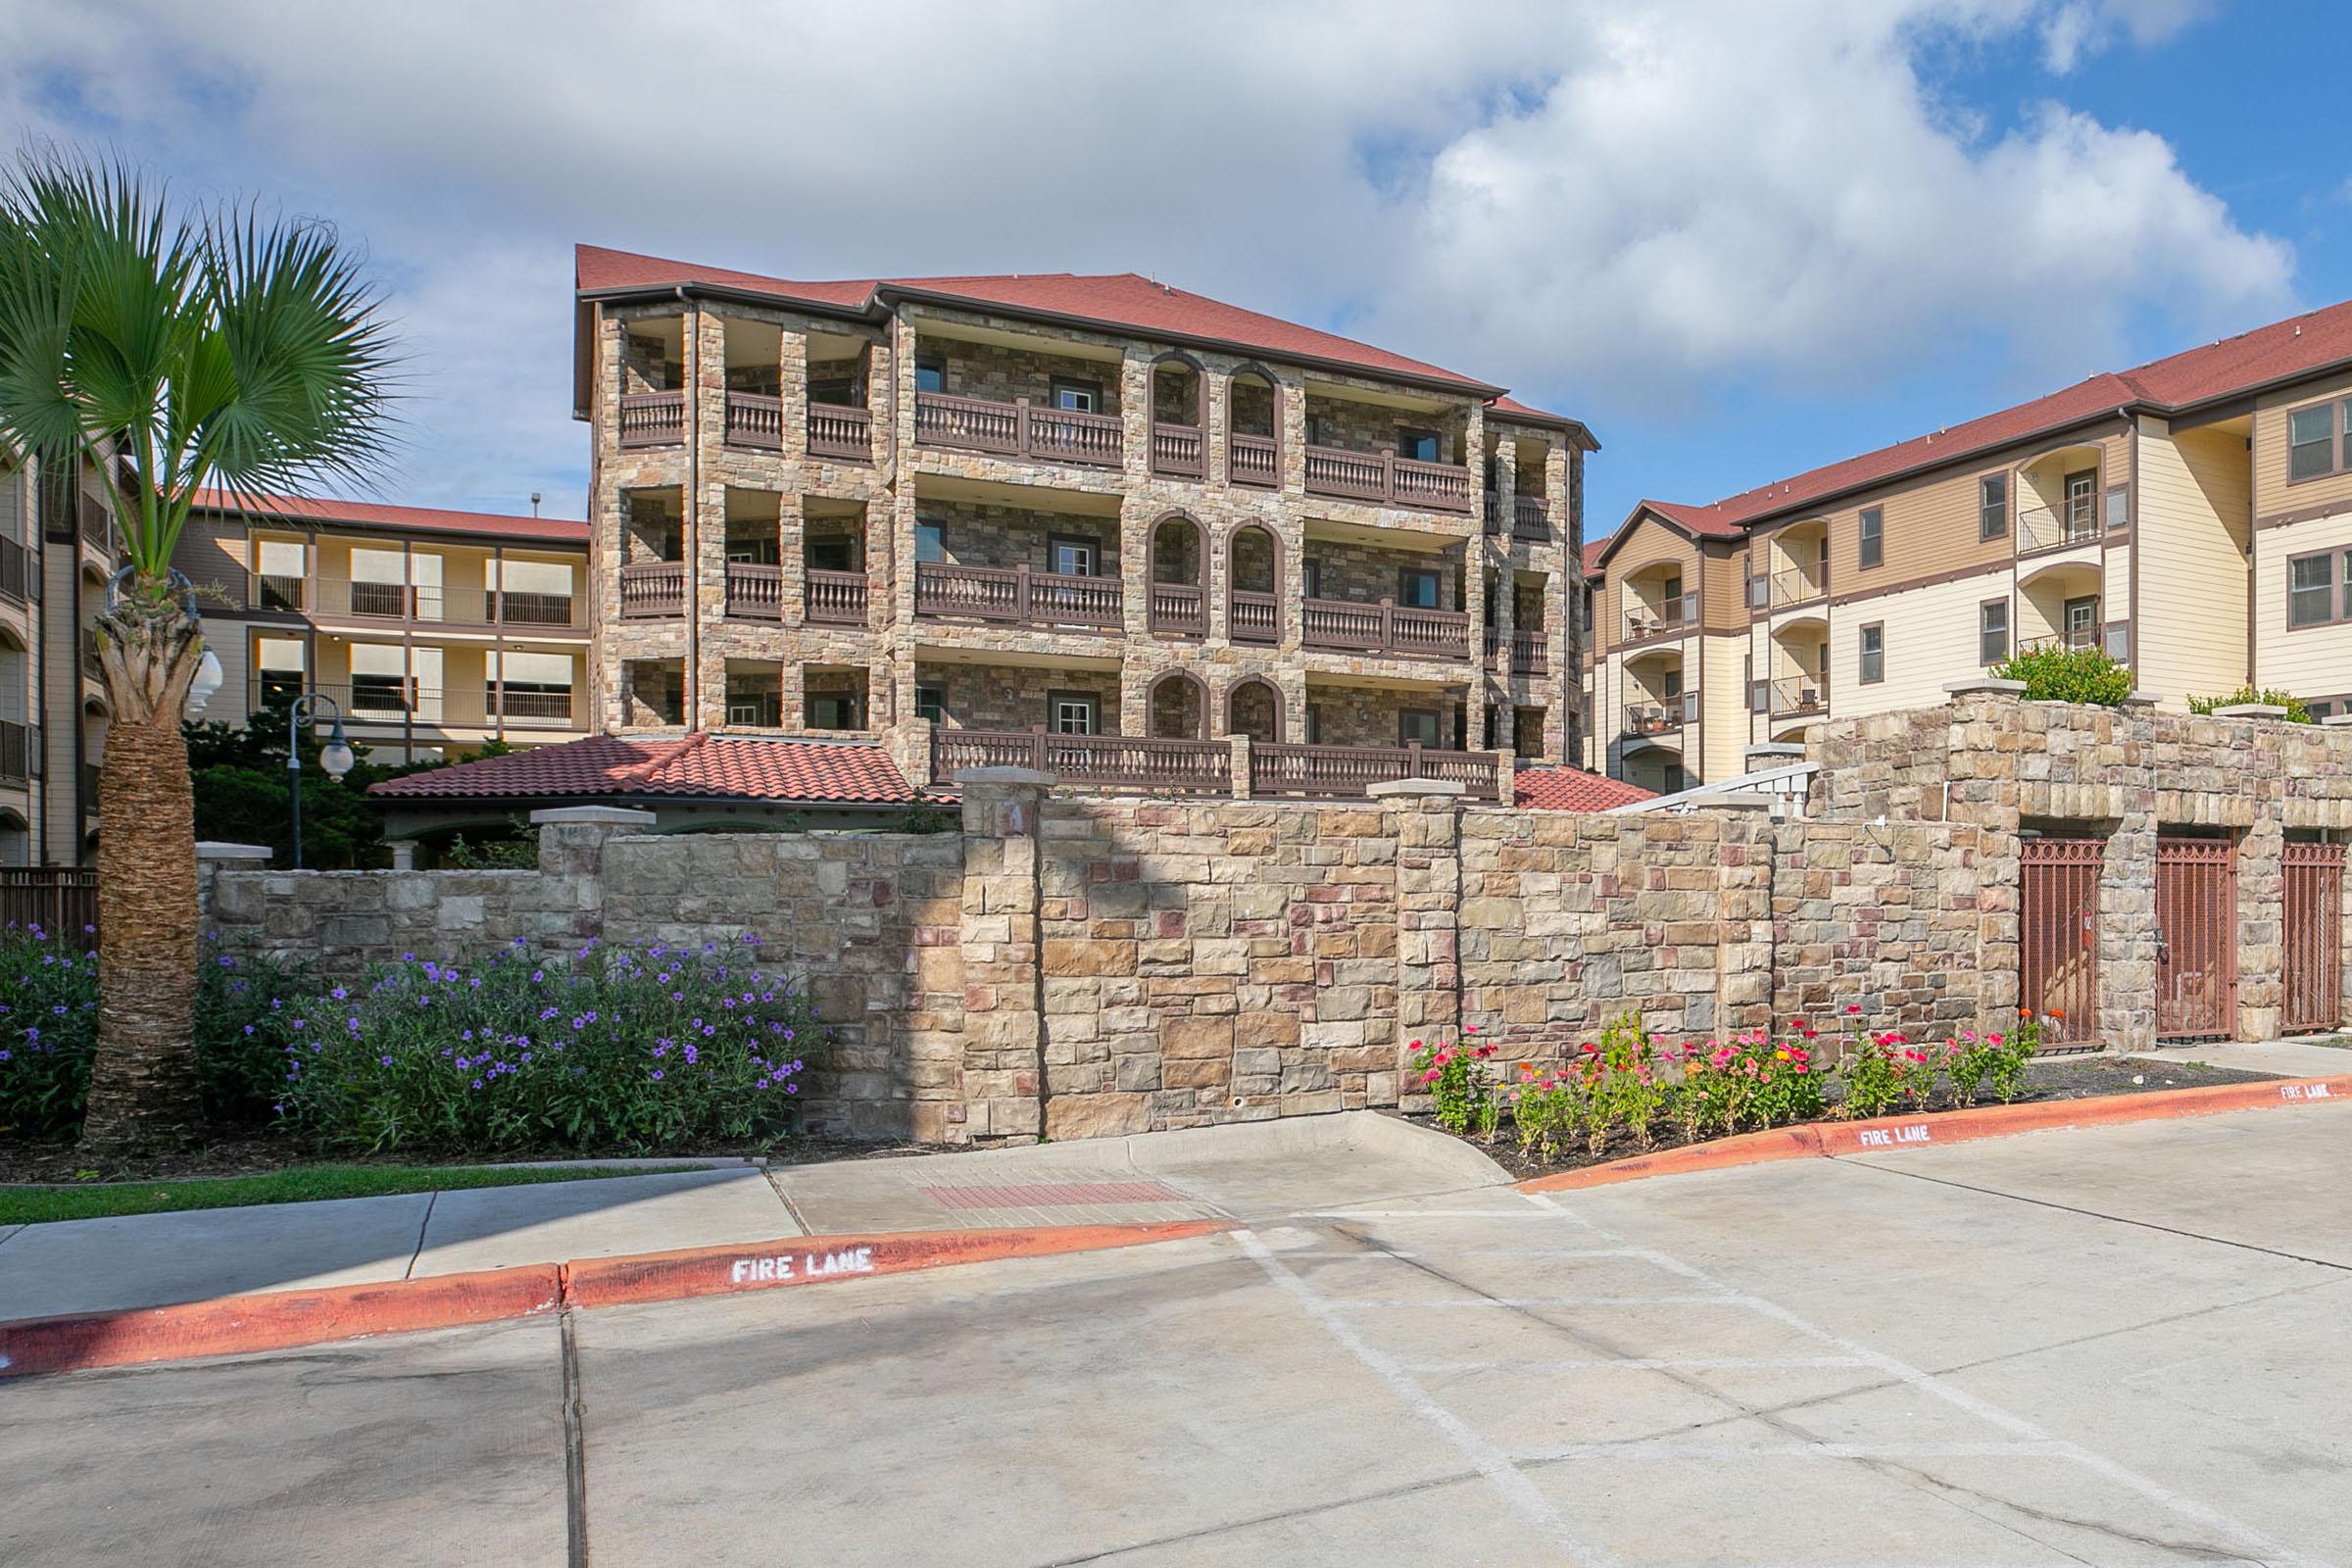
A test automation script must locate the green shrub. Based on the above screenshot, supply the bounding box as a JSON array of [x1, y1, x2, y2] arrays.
[[1408, 1030, 1496, 1135], [274, 938, 827, 1153], [0, 930, 307, 1141], [1990, 644, 2134, 705], [2187, 686, 2311, 722]]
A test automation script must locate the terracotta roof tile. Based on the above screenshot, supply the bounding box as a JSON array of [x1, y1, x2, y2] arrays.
[[1513, 767, 1655, 812], [192, 488, 587, 545], [370, 734, 930, 806], [576, 244, 1502, 395]]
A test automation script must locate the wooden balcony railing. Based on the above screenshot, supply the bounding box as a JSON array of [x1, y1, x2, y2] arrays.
[[2017, 496, 2100, 553], [617, 389, 686, 448], [912, 562, 1121, 629], [1509, 628, 1547, 675], [1229, 432, 1279, 488], [0, 538, 25, 604], [1302, 445, 1474, 514], [1150, 581, 1205, 637], [806, 568, 869, 626], [1151, 422, 1203, 478], [0, 718, 29, 784], [1300, 597, 1472, 661], [1229, 589, 1280, 645], [1513, 495, 1549, 541], [913, 392, 1122, 468], [1770, 675, 1828, 716], [725, 562, 783, 619], [934, 730, 1232, 794], [1251, 742, 1501, 802], [619, 560, 686, 618], [1622, 692, 1697, 737], [723, 391, 783, 450], [807, 402, 872, 462], [1620, 591, 1699, 645]]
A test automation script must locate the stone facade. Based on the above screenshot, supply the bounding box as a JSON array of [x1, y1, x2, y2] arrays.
[[581, 285, 1587, 777]]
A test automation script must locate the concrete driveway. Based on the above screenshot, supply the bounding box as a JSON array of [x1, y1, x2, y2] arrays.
[[5, 1107, 2348, 1566]]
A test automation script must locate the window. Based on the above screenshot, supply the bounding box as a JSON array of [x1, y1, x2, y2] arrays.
[[1303, 706, 1322, 745], [1750, 678, 1769, 714], [2104, 485, 2129, 532], [1398, 709, 1443, 747], [1397, 426, 1441, 464], [1049, 376, 1101, 414], [1662, 668, 1684, 699], [807, 535, 858, 573], [806, 691, 864, 731], [1978, 474, 2008, 541], [1301, 559, 1323, 599], [914, 521, 944, 564], [914, 684, 946, 724], [1049, 534, 1099, 577], [1580, 588, 1593, 633], [1859, 623, 1885, 683], [2288, 402, 2335, 482], [2288, 550, 2351, 628], [1663, 763, 1689, 793], [1050, 693, 1098, 735], [1397, 566, 1442, 609], [1858, 508, 1884, 569], [913, 355, 945, 395], [1306, 414, 1331, 448], [2063, 596, 2100, 646], [1979, 600, 2009, 665]]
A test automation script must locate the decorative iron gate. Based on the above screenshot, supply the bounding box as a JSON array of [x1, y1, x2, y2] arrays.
[[2021, 837, 2100, 1047], [2155, 836, 2236, 1042], [2282, 841, 2344, 1035]]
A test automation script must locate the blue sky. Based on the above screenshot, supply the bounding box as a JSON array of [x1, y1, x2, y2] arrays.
[[2, 1, 2340, 543]]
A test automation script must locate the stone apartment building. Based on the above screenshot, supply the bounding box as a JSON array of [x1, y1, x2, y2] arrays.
[[171, 492, 593, 765], [573, 245, 1593, 801], [1584, 298, 2352, 791]]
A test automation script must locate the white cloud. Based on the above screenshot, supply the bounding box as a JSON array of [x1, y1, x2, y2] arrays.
[[0, 0, 2286, 512]]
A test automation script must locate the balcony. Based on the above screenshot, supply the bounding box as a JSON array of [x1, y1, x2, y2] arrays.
[[1494, 628, 1547, 675], [724, 563, 784, 620], [929, 729, 1502, 803], [1230, 589, 1280, 645], [1303, 446, 1473, 514], [1251, 741, 1499, 802], [1770, 675, 1828, 717], [913, 392, 1121, 469], [1150, 422, 1203, 479], [723, 392, 783, 450], [1149, 581, 1205, 638], [1620, 591, 1699, 645], [617, 389, 686, 449], [1488, 494, 1551, 542], [1230, 433, 1280, 488], [252, 677, 577, 730], [2019, 623, 2125, 658], [1768, 568, 1827, 610], [808, 403, 873, 462], [249, 573, 586, 630], [619, 561, 687, 619], [806, 568, 870, 626], [2017, 495, 2099, 554], [1623, 692, 1697, 737], [1301, 598, 1472, 661], [913, 562, 1121, 630]]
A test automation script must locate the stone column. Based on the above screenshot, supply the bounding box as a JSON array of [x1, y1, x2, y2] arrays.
[[2236, 816, 2286, 1040], [529, 806, 656, 948], [195, 841, 272, 926], [1374, 778, 1464, 1108], [956, 767, 1053, 1143], [1704, 799, 1777, 1036]]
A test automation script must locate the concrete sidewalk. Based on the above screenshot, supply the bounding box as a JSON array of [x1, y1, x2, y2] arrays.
[[0, 1112, 1503, 1323], [2128, 1036, 2349, 1077]]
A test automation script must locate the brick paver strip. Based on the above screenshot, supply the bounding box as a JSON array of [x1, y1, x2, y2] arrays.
[[1521, 1073, 2352, 1193], [918, 1180, 1191, 1209]]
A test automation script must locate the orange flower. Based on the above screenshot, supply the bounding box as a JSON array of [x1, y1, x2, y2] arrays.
[[2046, 1008, 2065, 1019]]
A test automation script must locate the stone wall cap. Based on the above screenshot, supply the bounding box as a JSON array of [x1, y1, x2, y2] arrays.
[[2121, 691, 2161, 708], [195, 841, 273, 862], [2210, 703, 2289, 719], [1743, 743, 1806, 763], [1366, 778, 1469, 799], [2323, 714, 2352, 728], [528, 806, 660, 827], [1677, 792, 1774, 811], [1943, 678, 2027, 697], [952, 766, 1058, 787]]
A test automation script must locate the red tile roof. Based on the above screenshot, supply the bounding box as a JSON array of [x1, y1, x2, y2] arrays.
[[192, 488, 587, 546], [1581, 539, 1608, 577], [370, 734, 931, 806], [576, 244, 1504, 396], [1634, 297, 2352, 539], [1513, 767, 1656, 812]]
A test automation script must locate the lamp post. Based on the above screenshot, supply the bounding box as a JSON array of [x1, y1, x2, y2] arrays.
[[288, 692, 356, 870]]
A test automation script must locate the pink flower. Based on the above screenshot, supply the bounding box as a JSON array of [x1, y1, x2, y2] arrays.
[[1844, 1004, 1861, 1014]]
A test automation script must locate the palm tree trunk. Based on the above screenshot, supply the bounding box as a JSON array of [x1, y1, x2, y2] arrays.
[[77, 595, 206, 1152]]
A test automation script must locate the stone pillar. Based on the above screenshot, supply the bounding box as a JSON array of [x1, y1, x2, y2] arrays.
[[2099, 812, 2160, 1054], [1701, 800, 1777, 1036], [386, 840, 418, 872], [1227, 734, 1252, 799], [1373, 778, 1464, 1107], [195, 841, 271, 923], [2237, 816, 2286, 1040], [956, 767, 1053, 1143], [530, 806, 656, 947]]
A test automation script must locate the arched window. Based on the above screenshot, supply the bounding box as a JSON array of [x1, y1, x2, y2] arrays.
[[1147, 670, 1206, 741], [1227, 523, 1281, 646], [1226, 678, 1282, 744]]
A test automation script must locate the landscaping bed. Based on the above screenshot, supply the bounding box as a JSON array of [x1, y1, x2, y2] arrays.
[[1425, 1055, 2282, 1182]]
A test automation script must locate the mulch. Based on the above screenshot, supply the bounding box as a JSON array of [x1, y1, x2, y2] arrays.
[[1430, 1055, 2284, 1182]]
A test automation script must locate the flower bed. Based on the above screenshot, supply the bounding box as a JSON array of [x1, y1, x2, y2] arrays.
[[1408, 1011, 2277, 1180]]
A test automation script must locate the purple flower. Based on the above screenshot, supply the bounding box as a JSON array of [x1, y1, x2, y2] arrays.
[[379, 1055, 394, 1067], [651, 1069, 664, 1081], [330, 986, 348, 1001]]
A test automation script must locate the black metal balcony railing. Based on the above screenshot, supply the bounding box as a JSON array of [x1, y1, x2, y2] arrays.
[[1771, 675, 1829, 716], [1620, 591, 1699, 645], [248, 572, 583, 629], [2017, 495, 2100, 553], [1622, 691, 1697, 737]]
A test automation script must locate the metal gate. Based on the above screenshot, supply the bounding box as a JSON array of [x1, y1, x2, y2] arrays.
[[2282, 841, 2344, 1034], [2021, 837, 2100, 1047], [2155, 836, 2236, 1042]]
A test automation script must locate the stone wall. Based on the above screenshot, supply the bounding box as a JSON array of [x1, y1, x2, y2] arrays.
[[921, 499, 1123, 575]]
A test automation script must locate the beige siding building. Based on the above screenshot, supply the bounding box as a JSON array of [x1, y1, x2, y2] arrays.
[[1588, 298, 2352, 788]]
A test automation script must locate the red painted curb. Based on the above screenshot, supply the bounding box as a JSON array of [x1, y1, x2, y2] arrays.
[[562, 1220, 1232, 1309], [0, 1264, 562, 1381], [0, 1219, 1233, 1381], [1521, 1072, 2352, 1194]]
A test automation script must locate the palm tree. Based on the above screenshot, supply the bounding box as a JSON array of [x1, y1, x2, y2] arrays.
[[0, 151, 396, 1151]]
